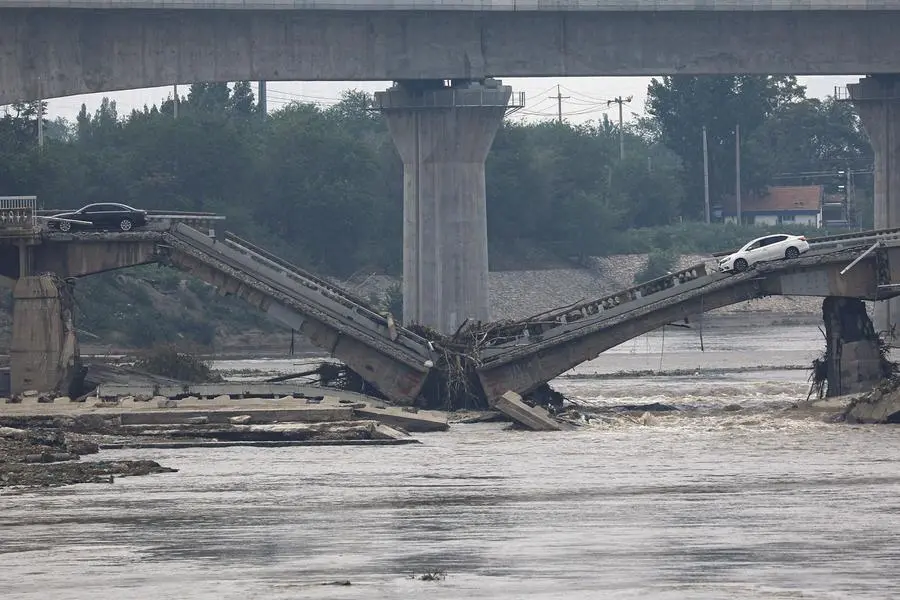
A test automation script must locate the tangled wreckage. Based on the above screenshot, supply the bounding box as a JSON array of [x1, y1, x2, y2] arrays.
[[283, 263, 711, 414]]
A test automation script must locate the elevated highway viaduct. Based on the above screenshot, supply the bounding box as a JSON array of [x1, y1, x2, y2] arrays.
[[4, 1, 900, 336]]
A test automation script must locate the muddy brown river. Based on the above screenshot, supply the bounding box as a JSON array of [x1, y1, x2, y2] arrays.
[[3, 324, 900, 599]]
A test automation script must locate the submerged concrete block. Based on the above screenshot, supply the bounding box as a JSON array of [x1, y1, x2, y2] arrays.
[[492, 391, 561, 432], [354, 403, 449, 433]]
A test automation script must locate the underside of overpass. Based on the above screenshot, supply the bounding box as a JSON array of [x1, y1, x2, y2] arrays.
[[5, 8, 900, 103]]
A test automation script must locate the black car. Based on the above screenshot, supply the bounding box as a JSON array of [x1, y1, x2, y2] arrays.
[[51, 203, 149, 232]]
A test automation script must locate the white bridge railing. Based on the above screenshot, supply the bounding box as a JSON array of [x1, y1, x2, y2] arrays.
[[0, 196, 37, 233]]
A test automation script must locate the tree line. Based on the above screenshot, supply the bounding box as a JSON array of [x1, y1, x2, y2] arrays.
[[0, 76, 875, 280]]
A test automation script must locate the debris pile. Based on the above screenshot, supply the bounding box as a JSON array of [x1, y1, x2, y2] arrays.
[[267, 362, 389, 400], [271, 321, 571, 413], [134, 344, 223, 383], [402, 320, 568, 412]]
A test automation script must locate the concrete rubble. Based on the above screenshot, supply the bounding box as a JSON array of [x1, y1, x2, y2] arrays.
[[0, 419, 176, 488], [843, 379, 900, 423]]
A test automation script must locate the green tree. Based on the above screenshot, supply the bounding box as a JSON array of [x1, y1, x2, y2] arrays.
[[646, 75, 805, 218], [186, 83, 230, 113], [745, 97, 872, 178], [228, 81, 256, 115]]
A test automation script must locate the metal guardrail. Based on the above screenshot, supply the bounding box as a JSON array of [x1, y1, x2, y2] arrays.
[[482, 262, 709, 345], [35, 208, 225, 237], [710, 226, 900, 258], [372, 89, 525, 111], [167, 224, 433, 359], [223, 232, 374, 309]]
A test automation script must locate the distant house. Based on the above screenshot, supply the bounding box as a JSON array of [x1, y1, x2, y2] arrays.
[[721, 185, 823, 227]]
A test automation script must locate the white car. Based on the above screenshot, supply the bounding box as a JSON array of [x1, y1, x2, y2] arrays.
[[717, 234, 810, 273]]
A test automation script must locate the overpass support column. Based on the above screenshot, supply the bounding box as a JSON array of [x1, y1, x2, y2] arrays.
[[10, 275, 81, 396], [375, 79, 520, 334], [848, 76, 900, 337]]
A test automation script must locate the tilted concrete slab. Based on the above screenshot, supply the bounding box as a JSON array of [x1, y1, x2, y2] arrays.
[[354, 404, 449, 433], [477, 242, 900, 403], [491, 391, 562, 432], [94, 382, 353, 400], [1, 221, 438, 404], [160, 223, 435, 404], [117, 406, 355, 426], [0, 390, 449, 431], [100, 438, 420, 449]]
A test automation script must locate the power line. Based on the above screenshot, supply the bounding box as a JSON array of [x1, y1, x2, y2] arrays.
[[559, 85, 614, 104]]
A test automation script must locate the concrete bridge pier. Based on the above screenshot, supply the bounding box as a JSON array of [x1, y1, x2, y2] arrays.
[[10, 275, 81, 396], [848, 75, 900, 338], [821, 297, 888, 397], [375, 79, 515, 334]]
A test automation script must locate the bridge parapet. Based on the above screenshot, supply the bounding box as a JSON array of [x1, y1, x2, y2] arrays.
[[36, 209, 225, 238], [0, 0, 888, 11], [483, 262, 708, 347], [0, 196, 37, 238]]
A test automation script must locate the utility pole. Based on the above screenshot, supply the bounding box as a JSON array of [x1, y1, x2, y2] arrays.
[[36, 83, 44, 150], [173, 84, 179, 119], [552, 84, 570, 124], [702, 126, 710, 223], [258, 80, 267, 116], [846, 166, 853, 226], [735, 123, 742, 225], [607, 96, 632, 160]]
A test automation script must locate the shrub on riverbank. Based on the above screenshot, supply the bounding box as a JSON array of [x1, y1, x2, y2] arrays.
[[133, 344, 221, 383]]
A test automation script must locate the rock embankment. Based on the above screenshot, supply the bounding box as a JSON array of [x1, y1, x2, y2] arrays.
[[0, 416, 176, 489], [844, 379, 900, 424]]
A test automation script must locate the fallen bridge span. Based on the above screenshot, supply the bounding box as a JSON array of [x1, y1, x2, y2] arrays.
[[8, 209, 900, 408]]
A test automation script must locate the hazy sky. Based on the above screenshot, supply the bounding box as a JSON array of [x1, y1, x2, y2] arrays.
[[43, 75, 862, 125]]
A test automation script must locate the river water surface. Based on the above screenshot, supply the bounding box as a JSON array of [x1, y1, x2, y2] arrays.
[[3, 324, 900, 599]]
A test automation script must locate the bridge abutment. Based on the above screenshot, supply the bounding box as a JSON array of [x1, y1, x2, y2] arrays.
[[821, 296, 887, 398], [10, 275, 81, 396], [848, 75, 900, 337], [375, 79, 518, 334]]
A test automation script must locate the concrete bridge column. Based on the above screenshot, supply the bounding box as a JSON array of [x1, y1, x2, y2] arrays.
[[848, 75, 900, 337], [10, 275, 81, 396], [375, 79, 515, 334], [821, 297, 887, 397]]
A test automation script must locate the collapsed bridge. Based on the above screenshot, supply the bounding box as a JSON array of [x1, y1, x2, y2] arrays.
[[2, 198, 899, 406]]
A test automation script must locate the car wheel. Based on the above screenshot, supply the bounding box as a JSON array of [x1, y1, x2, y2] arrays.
[[733, 258, 749, 273], [784, 246, 800, 260], [58, 220, 72, 233], [119, 218, 134, 232]]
